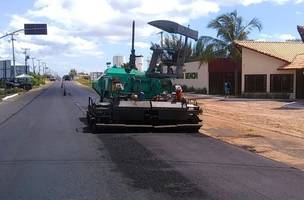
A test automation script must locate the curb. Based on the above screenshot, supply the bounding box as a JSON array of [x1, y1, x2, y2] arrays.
[[2, 93, 19, 101]]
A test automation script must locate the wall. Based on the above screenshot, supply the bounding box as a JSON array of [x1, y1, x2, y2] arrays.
[[172, 61, 209, 93], [241, 48, 296, 98]]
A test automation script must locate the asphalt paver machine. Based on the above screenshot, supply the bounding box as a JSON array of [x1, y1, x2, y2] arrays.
[[87, 20, 202, 132]]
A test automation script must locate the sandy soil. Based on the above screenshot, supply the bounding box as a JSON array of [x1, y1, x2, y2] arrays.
[[197, 98, 304, 170]]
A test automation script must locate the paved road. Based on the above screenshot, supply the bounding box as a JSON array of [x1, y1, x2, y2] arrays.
[[0, 81, 303, 200]]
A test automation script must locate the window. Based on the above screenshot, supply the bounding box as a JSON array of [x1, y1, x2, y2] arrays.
[[245, 75, 267, 92], [270, 74, 294, 93]]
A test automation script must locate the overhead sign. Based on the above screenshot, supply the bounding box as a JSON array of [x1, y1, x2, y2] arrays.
[[148, 20, 198, 41], [24, 24, 48, 35]]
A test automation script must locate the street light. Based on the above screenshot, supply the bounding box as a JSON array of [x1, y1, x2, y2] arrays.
[[0, 24, 47, 79]]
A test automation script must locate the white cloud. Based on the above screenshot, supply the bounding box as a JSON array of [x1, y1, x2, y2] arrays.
[[126, 42, 150, 49], [257, 33, 296, 41], [215, 0, 303, 6], [3, 0, 304, 74]]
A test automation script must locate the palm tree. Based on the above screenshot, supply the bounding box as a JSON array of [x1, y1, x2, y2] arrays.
[[162, 34, 193, 62], [192, 36, 227, 66], [202, 10, 262, 61]]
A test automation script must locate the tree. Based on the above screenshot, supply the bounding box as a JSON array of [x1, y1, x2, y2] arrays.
[[162, 34, 193, 62], [202, 10, 262, 61], [192, 36, 227, 66], [69, 69, 77, 80]]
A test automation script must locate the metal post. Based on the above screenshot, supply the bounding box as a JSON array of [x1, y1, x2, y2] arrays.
[[37, 60, 41, 75], [11, 34, 16, 79], [128, 20, 136, 70], [23, 48, 30, 74], [31, 58, 35, 74], [42, 63, 46, 75]]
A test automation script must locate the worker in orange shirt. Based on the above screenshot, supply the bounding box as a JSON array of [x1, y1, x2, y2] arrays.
[[175, 85, 183, 102]]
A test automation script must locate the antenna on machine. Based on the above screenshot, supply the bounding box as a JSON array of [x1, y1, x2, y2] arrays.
[[128, 20, 136, 72]]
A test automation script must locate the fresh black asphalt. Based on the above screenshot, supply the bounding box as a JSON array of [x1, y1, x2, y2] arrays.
[[0, 81, 303, 200]]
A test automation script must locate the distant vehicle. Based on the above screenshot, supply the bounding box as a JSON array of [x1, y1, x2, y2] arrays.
[[6, 80, 32, 90], [49, 77, 56, 81], [6, 80, 20, 88], [19, 83, 32, 91], [63, 75, 71, 81]]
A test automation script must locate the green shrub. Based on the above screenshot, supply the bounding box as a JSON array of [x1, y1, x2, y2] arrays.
[[29, 73, 45, 86], [0, 80, 5, 88]]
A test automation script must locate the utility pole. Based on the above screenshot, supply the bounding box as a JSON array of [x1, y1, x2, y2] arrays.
[[22, 48, 30, 74], [37, 59, 41, 75], [31, 57, 35, 74], [42, 62, 47, 76], [0, 30, 23, 79], [43, 63, 45, 75], [11, 34, 16, 78]]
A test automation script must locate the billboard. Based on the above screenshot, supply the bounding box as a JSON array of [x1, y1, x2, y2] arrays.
[[24, 24, 48, 35], [0, 60, 11, 80]]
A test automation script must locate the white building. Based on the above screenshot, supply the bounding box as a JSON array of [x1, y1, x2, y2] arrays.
[[235, 40, 304, 99], [113, 56, 125, 67], [135, 56, 144, 71]]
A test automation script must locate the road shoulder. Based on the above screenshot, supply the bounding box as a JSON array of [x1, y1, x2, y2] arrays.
[[0, 83, 51, 125], [197, 98, 304, 170]]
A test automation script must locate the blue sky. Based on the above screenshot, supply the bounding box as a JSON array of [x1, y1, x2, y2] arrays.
[[0, 0, 304, 76]]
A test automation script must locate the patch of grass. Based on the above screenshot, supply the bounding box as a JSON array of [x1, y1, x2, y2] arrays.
[[0, 87, 25, 100], [77, 77, 91, 87]]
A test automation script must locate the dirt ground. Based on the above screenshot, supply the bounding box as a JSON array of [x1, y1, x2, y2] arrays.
[[197, 98, 304, 170]]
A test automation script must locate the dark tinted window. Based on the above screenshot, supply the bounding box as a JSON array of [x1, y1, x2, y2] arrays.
[[245, 74, 267, 92], [270, 74, 294, 93]]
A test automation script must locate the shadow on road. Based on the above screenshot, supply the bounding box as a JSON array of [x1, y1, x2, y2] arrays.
[[97, 134, 209, 199]]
